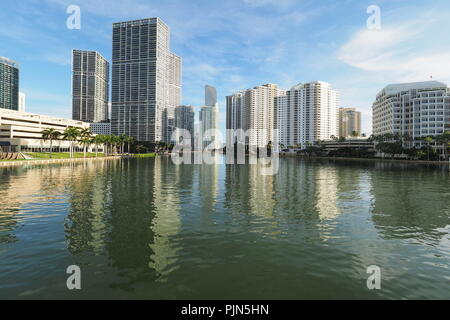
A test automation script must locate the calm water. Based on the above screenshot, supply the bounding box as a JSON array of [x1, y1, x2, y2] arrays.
[[0, 157, 449, 300]]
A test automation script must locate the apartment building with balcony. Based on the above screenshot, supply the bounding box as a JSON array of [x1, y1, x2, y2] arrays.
[[372, 81, 450, 148], [277, 81, 339, 148], [226, 84, 285, 148]]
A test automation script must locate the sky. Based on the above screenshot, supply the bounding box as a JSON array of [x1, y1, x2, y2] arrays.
[[2, 0, 450, 136]]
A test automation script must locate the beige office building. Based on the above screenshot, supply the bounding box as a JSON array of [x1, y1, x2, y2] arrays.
[[0, 109, 90, 152], [227, 84, 286, 148], [338, 107, 361, 138]]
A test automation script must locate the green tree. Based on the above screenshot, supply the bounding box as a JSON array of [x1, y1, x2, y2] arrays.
[[126, 136, 134, 154], [62, 127, 80, 158], [435, 131, 450, 161], [423, 136, 434, 161], [80, 137, 91, 158], [91, 135, 103, 158], [118, 134, 127, 154], [79, 128, 92, 157], [41, 128, 61, 159]]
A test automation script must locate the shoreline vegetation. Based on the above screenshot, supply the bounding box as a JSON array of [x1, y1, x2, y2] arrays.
[[282, 153, 450, 166], [0, 152, 157, 167]]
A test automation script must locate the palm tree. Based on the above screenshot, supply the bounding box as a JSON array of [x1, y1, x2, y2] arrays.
[[423, 136, 434, 161], [436, 131, 450, 161], [79, 128, 92, 157], [351, 131, 359, 138], [80, 137, 92, 158], [104, 135, 113, 156], [99, 135, 109, 156], [126, 136, 134, 154], [91, 135, 103, 158], [41, 128, 61, 159], [62, 127, 80, 158], [118, 134, 128, 154]]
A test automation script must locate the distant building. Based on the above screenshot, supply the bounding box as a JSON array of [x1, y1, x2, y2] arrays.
[[18, 92, 26, 113], [320, 139, 375, 154], [174, 105, 195, 146], [339, 107, 361, 138], [72, 50, 109, 123], [0, 109, 90, 152], [0, 56, 19, 111], [227, 84, 285, 148], [205, 85, 218, 107], [111, 18, 182, 143], [372, 81, 450, 147], [200, 85, 220, 149], [277, 81, 339, 148], [90, 122, 111, 135]]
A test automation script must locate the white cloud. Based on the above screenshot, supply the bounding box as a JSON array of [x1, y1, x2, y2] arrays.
[[338, 15, 450, 84], [335, 9, 450, 135]]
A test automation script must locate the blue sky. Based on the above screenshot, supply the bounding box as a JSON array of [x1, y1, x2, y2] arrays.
[[2, 0, 450, 135]]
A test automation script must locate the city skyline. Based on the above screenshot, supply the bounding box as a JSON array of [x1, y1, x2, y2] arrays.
[[3, 0, 450, 137]]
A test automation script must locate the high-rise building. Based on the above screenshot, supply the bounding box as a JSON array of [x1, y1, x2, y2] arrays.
[[90, 122, 111, 135], [18, 92, 26, 113], [111, 18, 182, 143], [205, 85, 217, 107], [277, 81, 339, 148], [0, 56, 19, 111], [339, 107, 361, 138], [174, 105, 195, 146], [200, 85, 220, 149], [227, 84, 285, 148], [72, 50, 109, 123], [372, 81, 450, 147]]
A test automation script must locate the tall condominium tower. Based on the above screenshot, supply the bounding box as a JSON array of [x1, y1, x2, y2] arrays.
[[0, 56, 19, 111], [338, 107, 361, 138], [277, 81, 339, 148], [200, 85, 220, 149], [226, 84, 285, 148], [111, 18, 182, 143], [174, 105, 195, 146], [72, 50, 109, 122], [373, 81, 450, 147]]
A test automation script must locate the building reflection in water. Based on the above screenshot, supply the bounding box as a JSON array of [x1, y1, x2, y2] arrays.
[[65, 160, 113, 255], [0, 162, 102, 246], [370, 164, 450, 245], [197, 154, 220, 224], [149, 156, 183, 282]]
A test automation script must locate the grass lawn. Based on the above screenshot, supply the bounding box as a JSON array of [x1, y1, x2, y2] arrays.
[[132, 153, 157, 158], [25, 152, 106, 159]]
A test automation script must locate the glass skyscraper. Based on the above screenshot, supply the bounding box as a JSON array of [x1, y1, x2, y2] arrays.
[[111, 18, 181, 143], [72, 50, 109, 122], [0, 56, 19, 111]]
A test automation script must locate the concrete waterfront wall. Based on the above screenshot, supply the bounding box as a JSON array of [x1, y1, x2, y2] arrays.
[[0, 156, 124, 168]]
